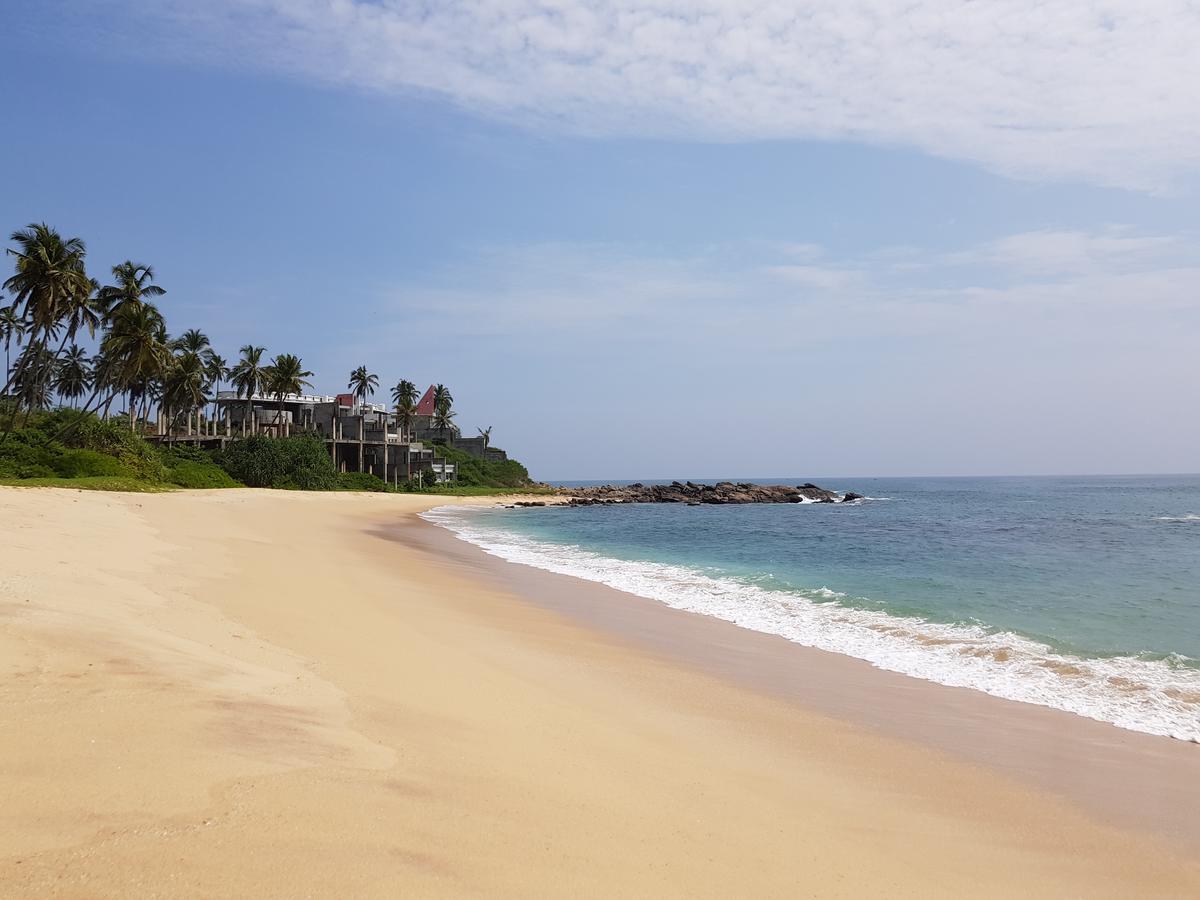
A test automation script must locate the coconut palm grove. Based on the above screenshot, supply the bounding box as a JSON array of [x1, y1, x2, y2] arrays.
[[0, 223, 532, 492]]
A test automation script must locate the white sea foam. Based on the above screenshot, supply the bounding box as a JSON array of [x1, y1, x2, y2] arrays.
[[1155, 514, 1200, 522], [423, 506, 1200, 742]]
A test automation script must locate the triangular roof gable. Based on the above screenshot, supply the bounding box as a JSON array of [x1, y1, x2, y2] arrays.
[[415, 385, 438, 416]]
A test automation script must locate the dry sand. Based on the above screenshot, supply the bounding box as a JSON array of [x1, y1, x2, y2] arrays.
[[1, 486, 1198, 897]]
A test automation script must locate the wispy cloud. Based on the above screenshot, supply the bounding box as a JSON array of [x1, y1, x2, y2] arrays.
[[942, 229, 1184, 275], [366, 227, 1200, 352], [73, 0, 1200, 190]]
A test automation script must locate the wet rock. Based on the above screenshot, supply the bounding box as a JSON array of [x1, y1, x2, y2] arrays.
[[552, 479, 853, 507]]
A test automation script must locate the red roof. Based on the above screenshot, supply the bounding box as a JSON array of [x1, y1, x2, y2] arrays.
[[415, 385, 437, 416]]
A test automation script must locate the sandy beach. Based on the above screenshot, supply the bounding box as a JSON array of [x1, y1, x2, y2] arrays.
[[2, 487, 1198, 898]]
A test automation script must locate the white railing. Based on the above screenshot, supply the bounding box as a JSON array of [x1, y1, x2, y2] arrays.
[[216, 390, 335, 404], [215, 390, 387, 412]]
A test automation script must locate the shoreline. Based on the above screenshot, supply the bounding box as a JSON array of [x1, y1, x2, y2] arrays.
[[2, 487, 1198, 896], [404, 504, 1200, 853]]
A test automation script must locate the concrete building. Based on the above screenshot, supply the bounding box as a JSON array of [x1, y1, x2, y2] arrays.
[[151, 390, 456, 485]]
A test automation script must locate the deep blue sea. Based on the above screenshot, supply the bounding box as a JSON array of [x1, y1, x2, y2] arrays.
[[424, 475, 1200, 741]]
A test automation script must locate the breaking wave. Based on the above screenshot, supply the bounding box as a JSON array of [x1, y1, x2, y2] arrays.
[[423, 505, 1200, 742]]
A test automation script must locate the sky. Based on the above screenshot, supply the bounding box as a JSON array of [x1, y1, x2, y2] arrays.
[[3, 1, 1199, 480]]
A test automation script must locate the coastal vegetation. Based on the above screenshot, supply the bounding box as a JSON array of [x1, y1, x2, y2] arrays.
[[0, 222, 534, 493]]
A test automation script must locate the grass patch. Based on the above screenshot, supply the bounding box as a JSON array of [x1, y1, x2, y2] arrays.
[[0, 476, 177, 492]]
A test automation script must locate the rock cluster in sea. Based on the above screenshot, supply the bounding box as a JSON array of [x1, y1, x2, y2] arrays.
[[553, 481, 863, 506]]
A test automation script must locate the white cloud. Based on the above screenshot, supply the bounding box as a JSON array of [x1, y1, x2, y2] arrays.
[[89, 0, 1200, 189]]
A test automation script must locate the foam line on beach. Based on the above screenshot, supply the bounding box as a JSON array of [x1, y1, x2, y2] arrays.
[[424, 505, 1200, 743]]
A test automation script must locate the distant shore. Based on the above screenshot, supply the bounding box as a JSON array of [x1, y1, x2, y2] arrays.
[[2, 487, 1197, 896]]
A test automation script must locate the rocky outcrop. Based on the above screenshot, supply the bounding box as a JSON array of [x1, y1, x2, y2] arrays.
[[555, 481, 856, 506]]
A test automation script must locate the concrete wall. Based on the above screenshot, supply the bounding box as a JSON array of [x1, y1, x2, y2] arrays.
[[452, 436, 509, 462]]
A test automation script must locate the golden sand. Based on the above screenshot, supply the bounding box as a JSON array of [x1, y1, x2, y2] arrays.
[[1, 487, 1196, 897]]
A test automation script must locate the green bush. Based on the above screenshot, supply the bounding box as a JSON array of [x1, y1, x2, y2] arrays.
[[337, 471, 391, 492], [432, 444, 531, 488], [158, 443, 217, 465], [167, 459, 241, 489], [0, 461, 57, 479], [52, 449, 132, 479], [217, 434, 338, 490], [0, 427, 64, 478], [73, 418, 166, 481]]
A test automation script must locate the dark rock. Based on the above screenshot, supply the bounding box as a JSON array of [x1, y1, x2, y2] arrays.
[[555, 480, 854, 508], [842, 492, 865, 502]]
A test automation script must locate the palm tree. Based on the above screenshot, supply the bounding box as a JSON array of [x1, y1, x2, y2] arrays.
[[432, 383, 453, 414], [348, 365, 378, 405], [205, 352, 228, 423], [0, 304, 25, 387], [11, 341, 56, 415], [2, 224, 91, 405], [55, 277, 103, 348], [477, 425, 492, 453], [263, 353, 312, 432], [53, 345, 91, 407], [86, 349, 117, 419], [172, 327, 210, 355], [391, 379, 418, 441], [230, 344, 267, 434], [97, 261, 165, 319], [162, 350, 209, 432], [432, 383, 454, 440], [101, 302, 170, 430], [433, 405, 456, 441]]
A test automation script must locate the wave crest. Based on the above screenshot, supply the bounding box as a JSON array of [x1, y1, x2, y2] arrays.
[[423, 506, 1200, 743]]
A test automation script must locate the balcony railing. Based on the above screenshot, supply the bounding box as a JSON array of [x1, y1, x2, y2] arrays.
[[215, 390, 387, 412]]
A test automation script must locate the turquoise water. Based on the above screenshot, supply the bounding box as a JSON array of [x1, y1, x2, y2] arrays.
[[425, 475, 1200, 741]]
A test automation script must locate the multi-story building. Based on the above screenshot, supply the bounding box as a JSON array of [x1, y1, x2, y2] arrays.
[[153, 390, 457, 484]]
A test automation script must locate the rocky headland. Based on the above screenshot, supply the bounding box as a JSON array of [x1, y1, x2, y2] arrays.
[[512, 482, 864, 507]]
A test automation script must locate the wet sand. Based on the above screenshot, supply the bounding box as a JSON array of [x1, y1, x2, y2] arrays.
[[396, 509, 1200, 852]]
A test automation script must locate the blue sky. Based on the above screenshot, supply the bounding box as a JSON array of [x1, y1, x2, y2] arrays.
[[4, 2, 1199, 479]]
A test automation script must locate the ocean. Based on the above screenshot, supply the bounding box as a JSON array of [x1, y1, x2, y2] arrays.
[[423, 475, 1200, 742]]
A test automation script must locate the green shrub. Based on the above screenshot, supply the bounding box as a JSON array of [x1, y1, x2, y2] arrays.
[[0, 461, 57, 479], [167, 459, 241, 489], [217, 434, 338, 490], [0, 427, 65, 478], [52, 449, 132, 479], [158, 443, 217, 465], [337, 471, 390, 492], [51, 412, 167, 482], [432, 444, 531, 488]]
